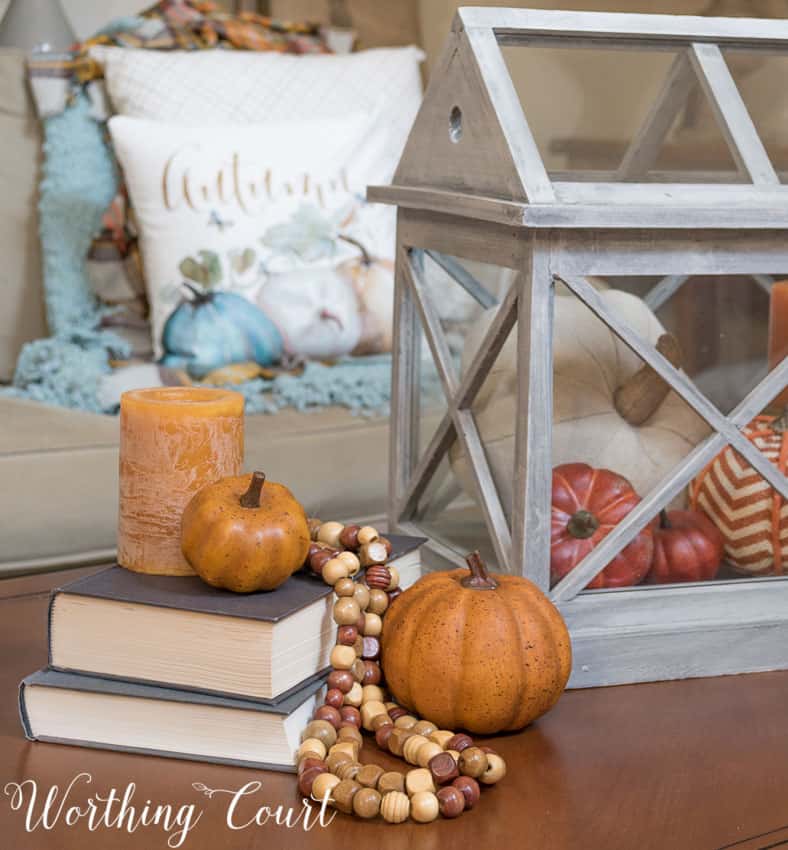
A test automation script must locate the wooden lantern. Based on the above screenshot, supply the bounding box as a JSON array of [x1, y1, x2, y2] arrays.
[[370, 8, 788, 688]]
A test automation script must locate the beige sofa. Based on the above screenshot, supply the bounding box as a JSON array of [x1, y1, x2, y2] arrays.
[[0, 47, 394, 577]]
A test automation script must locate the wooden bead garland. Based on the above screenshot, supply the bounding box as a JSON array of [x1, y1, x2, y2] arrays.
[[298, 519, 507, 824]]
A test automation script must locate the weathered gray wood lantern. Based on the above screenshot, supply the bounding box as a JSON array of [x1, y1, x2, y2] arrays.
[[370, 7, 788, 687]]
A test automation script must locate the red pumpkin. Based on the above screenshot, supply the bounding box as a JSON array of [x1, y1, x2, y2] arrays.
[[551, 463, 654, 589], [648, 509, 724, 584]]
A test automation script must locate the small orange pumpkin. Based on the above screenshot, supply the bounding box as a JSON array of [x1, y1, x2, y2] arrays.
[[181, 471, 310, 593], [381, 552, 572, 735]]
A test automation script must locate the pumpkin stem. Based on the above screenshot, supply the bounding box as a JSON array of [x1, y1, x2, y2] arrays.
[[567, 510, 600, 540], [613, 333, 682, 426], [659, 509, 671, 530], [182, 281, 211, 304], [338, 233, 372, 266], [461, 551, 499, 590], [240, 472, 266, 508]]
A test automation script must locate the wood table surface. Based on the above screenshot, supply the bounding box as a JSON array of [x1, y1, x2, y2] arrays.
[[0, 568, 786, 850]]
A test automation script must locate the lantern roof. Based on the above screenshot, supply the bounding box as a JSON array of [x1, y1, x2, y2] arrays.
[[369, 7, 788, 229]]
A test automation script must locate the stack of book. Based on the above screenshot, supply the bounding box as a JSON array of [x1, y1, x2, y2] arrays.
[[19, 535, 423, 771]]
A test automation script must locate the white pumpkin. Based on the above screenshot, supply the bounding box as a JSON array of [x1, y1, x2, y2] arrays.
[[340, 256, 395, 355], [450, 290, 711, 516], [257, 266, 362, 359]]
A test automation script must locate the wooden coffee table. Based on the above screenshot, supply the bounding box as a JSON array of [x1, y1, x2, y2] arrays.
[[0, 567, 785, 850]]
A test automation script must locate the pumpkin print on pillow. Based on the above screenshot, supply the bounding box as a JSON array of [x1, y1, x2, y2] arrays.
[[108, 115, 397, 375]]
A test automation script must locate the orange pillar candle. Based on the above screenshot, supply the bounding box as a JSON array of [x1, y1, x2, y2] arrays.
[[118, 387, 245, 576], [768, 280, 788, 409]]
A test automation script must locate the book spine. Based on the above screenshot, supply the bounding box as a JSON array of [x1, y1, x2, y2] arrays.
[[18, 680, 34, 741]]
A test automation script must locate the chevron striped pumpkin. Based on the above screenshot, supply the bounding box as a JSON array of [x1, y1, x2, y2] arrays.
[[691, 415, 788, 576]]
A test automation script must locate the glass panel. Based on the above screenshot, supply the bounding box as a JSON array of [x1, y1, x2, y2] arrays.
[[500, 45, 740, 180], [404, 252, 515, 571], [547, 276, 788, 595]]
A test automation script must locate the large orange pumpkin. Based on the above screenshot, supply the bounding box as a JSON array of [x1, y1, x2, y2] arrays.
[[181, 471, 310, 593], [381, 553, 572, 735]]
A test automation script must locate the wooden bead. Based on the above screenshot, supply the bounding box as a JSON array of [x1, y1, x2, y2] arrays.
[[361, 546, 389, 569], [348, 674, 365, 701], [436, 786, 465, 819], [334, 577, 356, 598], [428, 752, 459, 785], [416, 741, 444, 769], [387, 728, 413, 757], [458, 747, 488, 779], [350, 658, 366, 683], [356, 763, 385, 789], [354, 611, 367, 633], [330, 645, 356, 670], [377, 536, 393, 556], [447, 750, 461, 762], [322, 558, 349, 586], [378, 772, 405, 795], [298, 765, 325, 797], [361, 635, 381, 660], [412, 720, 437, 737], [386, 566, 400, 591], [380, 791, 410, 824], [372, 713, 393, 732], [363, 613, 383, 637], [352, 636, 364, 657], [480, 753, 507, 785], [362, 661, 382, 685], [402, 734, 429, 765], [326, 751, 353, 774], [336, 625, 358, 646], [447, 734, 473, 753], [311, 772, 341, 803], [327, 670, 354, 694], [452, 776, 480, 810], [353, 787, 381, 819], [335, 761, 362, 782], [324, 688, 345, 709], [362, 684, 386, 704], [331, 779, 361, 814], [304, 719, 337, 749], [429, 730, 454, 749], [309, 549, 335, 575], [336, 551, 361, 576], [388, 706, 408, 721], [339, 524, 360, 550], [308, 517, 323, 541], [315, 705, 342, 729], [298, 756, 326, 776], [298, 738, 326, 760], [367, 588, 389, 615], [375, 725, 395, 750], [317, 521, 344, 548], [340, 702, 362, 724], [333, 597, 361, 626], [352, 583, 370, 610], [329, 740, 359, 761], [394, 714, 418, 730], [360, 700, 388, 730], [410, 791, 439, 824], [405, 768, 436, 796], [336, 725, 363, 747], [357, 526, 380, 546]]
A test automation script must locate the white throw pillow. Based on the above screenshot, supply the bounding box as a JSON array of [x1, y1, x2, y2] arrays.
[[95, 45, 423, 173], [109, 114, 397, 364]]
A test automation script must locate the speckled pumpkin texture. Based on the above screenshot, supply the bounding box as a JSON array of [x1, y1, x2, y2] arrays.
[[381, 568, 572, 734], [181, 473, 310, 593]]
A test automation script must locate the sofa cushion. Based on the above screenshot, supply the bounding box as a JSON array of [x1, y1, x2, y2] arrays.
[[0, 49, 46, 382], [0, 397, 390, 577]]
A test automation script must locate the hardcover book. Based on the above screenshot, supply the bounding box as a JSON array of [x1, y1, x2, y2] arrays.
[[48, 534, 424, 702], [19, 669, 323, 772]]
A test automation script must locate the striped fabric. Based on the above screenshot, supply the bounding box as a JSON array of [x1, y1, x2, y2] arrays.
[[691, 415, 788, 576]]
